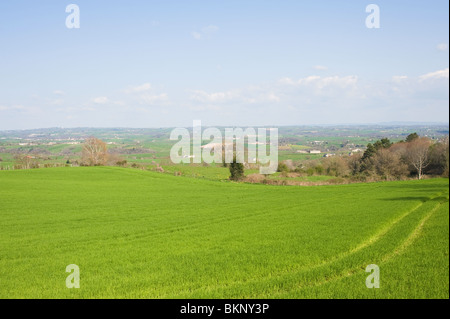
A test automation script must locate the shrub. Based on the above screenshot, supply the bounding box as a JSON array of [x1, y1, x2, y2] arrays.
[[327, 177, 346, 184], [349, 175, 367, 183], [277, 163, 289, 173], [116, 160, 128, 167], [229, 157, 245, 181], [314, 165, 324, 175], [245, 174, 265, 183]]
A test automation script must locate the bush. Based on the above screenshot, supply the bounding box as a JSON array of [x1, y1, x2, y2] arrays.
[[245, 174, 265, 183], [280, 171, 289, 177], [349, 175, 367, 183], [116, 160, 128, 167], [277, 163, 289, 173], [229, 157, 245, 181], [323, 157, 349, 177], [314, 165, 324, 175], [327, 177, 346, 184]]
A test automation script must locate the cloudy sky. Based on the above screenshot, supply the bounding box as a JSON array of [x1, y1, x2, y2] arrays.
[[0, 0, 448, 129]]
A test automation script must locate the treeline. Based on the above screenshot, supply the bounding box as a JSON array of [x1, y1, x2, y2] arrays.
[[2, 137, 126, 170], [5, 134, 449, 184], [0, 156, 72, 170], [279, 133, 449, 182]]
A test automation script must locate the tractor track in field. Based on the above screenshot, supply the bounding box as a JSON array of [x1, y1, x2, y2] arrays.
[[165, 190, 448, 298], [270, 194, 448, 297], [261, 192, 447, 298]]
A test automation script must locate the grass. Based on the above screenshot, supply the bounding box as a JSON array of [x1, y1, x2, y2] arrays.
[[0, 167, 448, 298]]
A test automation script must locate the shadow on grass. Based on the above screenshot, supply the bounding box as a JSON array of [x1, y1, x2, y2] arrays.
[[382, 196, 431, 202], [382, 194, 448, 204]]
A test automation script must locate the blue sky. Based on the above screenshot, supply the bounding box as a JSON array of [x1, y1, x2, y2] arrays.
[[0, 0, 448, 129]]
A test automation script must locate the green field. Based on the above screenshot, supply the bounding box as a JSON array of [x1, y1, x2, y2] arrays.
[[0, 167, 448, 298]]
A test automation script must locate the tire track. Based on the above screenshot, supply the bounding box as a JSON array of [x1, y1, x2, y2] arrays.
[[263, 193, 448, 298], [166, 191, 446, 298]]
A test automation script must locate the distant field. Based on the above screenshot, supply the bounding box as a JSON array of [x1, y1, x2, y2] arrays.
[[0, 167, 448, 298], [277, 151, 324, 161]]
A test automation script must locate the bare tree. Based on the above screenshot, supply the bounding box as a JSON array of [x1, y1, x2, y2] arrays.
[[82, 137, 108, 166], [404, 137, 432, 180], [14, 154, 39, 169], [426, 136, 449, 176], [347, 153, 362, 175], [323, 156, 349, 177], [372, 148, 408, 180]]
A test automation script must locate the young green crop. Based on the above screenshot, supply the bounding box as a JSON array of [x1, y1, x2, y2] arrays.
[[0, 167, 448, 298]]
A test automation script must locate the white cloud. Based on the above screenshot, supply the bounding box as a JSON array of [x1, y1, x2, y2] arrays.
[[202, 25, 219, 34], [0, 104, 41, 114], [279, 75, 358, 90], [392, 75, 408, 82], [116, 83, 169, 106], [124, 83, 152, 94], [278, 77, 296, 85], [437, 43, 449, 51], [93, 96, 109, 104], [0, 105, 25, 111], [139, 93, 168, 104], [191, 32, 202, 40], [189, 86, 280, 107], [419, 68, 449, 81], [191, 25, 219, 40], [190, 90, 237, 103], [53, 90, 65, 95], [189, 74, 361, 112], [185, 69, 445, 122], [267, 92, 280, 102], [313, 65, 328, 71], [49, 99, 64, 106], [56, 106, 95, 113]]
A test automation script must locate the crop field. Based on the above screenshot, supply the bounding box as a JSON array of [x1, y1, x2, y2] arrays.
[[0, 167, 448, 298]]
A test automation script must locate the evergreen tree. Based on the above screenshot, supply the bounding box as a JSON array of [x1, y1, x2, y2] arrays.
[[229, 156, 245, 181], [405, 133, 419, 142], [361, 143, 376, 161]]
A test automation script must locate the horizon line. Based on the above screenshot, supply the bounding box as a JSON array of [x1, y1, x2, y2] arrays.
[[1, 121, 449, 132]]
